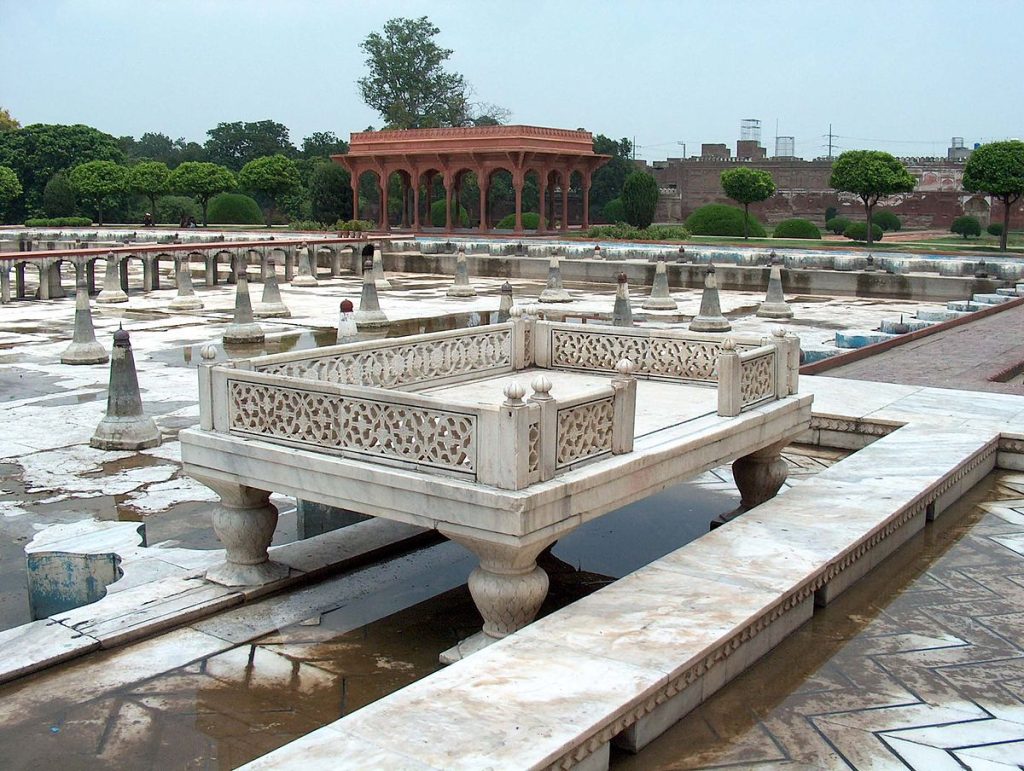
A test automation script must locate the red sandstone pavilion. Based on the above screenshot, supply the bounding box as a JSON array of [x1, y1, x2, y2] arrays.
[[332, 125, 610, 234]]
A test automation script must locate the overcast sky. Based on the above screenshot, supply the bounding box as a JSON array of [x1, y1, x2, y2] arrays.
[[1, 0, 1020, 161]]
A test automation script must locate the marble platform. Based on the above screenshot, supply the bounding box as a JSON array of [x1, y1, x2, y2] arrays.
[[243, 377, 1024, 770]]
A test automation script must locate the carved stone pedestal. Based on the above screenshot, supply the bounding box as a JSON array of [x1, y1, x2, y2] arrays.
[[712, 438, 789, 529], [439, 528, 556, 664], [199, 478, 289, 586]]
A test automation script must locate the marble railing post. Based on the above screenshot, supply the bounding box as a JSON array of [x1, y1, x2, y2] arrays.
[[529, 375, 556, 481], [717, 339, 741, 417], [611, 358, 637, 454], [772, 328, 801, 395], [477, 382, 533, 490]]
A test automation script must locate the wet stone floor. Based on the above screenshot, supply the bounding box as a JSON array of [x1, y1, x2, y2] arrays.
[[613, 471, 1024, 770]]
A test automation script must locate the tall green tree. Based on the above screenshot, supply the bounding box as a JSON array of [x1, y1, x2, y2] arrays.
[[239, 155, 301, 225], [720, 167, 776, 239], [308, 161, 352, 222], [622, 171, 659, 228], [205, 121, 296, 171], [301, 131, 349, 159], [0, 107, 19, 133], [590, 136, 634, 220], [0, 165, 22, 222], [128, 160, 170, 218], [357, 17, 506, 129], [963, 140, 1024, 251], [0, 123, 122, 218], [829, 150, 915, 246], [69, 160, 128, 225], [168, 161, 235, 225], [42, 171, 76, 217]]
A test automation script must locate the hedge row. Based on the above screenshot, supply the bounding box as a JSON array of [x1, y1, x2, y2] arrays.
[[24, 216, 93, 227]]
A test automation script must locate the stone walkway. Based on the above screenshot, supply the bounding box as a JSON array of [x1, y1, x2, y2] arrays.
[[613, 470, 1024, 770], [818, 302, 1024, 394]]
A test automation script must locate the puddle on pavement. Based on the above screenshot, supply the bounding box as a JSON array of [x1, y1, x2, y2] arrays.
[[0, 479, 739, 769]]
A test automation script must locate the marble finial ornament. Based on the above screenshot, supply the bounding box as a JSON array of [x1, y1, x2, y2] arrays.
[[642, 257, 678, 310], [497, 281, 514, 322], [503, 381, 526, 405], [447, 246, 477, 297], [689, 263, 732, 332], [355, 259, 388, 327], [756, 260, 794, 319], [255, 258, 290, 318], [612, 272, 634, 327], [61, 278, 108, 365], [169, 255, 203, 310], [90, 326, 161, 450], [222, 269, 264, 344], [538, 255, 571, 303]]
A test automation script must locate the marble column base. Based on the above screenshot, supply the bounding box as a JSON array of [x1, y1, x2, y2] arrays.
[[199, 479, 288, 587], [712, 438, 789, 529]]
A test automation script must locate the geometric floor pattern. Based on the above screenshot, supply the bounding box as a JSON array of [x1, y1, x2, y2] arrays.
[[614, 471, 1024, 770]]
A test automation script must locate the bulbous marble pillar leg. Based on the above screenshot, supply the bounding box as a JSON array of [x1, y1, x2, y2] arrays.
[[198, 477, 289, 586], [439, 529, 555, 664], [712, 438, 790, 529]]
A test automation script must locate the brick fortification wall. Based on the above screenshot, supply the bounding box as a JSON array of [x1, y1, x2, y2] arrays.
[[648, 156, 1023, 229]]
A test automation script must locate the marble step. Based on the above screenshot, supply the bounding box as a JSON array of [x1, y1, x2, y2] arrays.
[[916, 309, 972, 322], [834, 330, 898, 349], [972, 293, 1011, 305], [947, 300, 982, 312]]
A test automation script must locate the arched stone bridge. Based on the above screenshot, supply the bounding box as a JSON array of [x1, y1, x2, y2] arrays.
[[0, 235, 399, 302]]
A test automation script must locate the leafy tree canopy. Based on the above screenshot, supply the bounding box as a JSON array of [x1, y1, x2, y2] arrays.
[[42, 171, 76, 217], [0, 165, 22, 205], [301, 131, 349, 159], [963, 140, 1024, 251], [128, 160, 170, 207], [829, 150, 915, 245], [357, 16, 507, 129], [239, 155, 301, 197], [120, 132, 204, 168], [0, 107, 19, 133], [590, 135, 634, 218], [721, 167, 776, 239], [0, 123, 122, 216], [69, 160, 128, 224], [308, 160, 352, 222], [168, 161, 236, 225], [205, 120, 296, 171]]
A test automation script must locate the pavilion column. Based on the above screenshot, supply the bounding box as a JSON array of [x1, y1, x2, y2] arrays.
[[478, 171, 489, 233], [537, 177, 548, 234], [424, 172, 434, 227], [378, 173, 389, 232], [561, 170, 570, 232], [582, 173, 592, 229], [547, 176, 556, 229], [445, 174, 454, 232], [513, 173, 524, 233], [400, 177, 410, 229], [351, 176, 360, 221], [412, 179, 421, 231]]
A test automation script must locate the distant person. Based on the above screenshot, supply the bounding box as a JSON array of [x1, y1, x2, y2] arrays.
[[187, 216, 198, 229], [142, 212, 153, 227]]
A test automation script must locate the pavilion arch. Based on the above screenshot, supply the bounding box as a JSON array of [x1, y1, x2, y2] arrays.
[[354, 170, 384, 228], [417, 167, 446, 229], [486, 168, 515, 230]]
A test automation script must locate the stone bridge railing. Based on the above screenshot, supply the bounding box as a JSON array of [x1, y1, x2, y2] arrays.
[[0, 236, 394, 303], [196, 317, 798, 490]]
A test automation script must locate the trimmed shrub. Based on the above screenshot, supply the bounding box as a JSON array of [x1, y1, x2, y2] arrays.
[[602, 198, 626, 223], [873, 210, 902, 231], [584, 223, 690, 241], [826, 216, 851, 235], [495, 212, 540, 229], [288, 220, 329, 231], [987, 222, 1004, 236], [622, 171, 659, 228], [430, 199, 469, 227], [156, 195, 197, 224], [843, 221, 883, 242], [951, 215, 982, 239], [685, 204, 766, 237], [207, 193, 264, 225], [24, 216, 93, 227], [772, 219, 821, 239], [335, 219, 376, 232]]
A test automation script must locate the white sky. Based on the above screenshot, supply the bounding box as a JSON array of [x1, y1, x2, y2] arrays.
[[1, 0, 1020, 160]]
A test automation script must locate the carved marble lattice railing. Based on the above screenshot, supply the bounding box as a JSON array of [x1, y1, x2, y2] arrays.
[[716, 337, 793, 417], [199, 350, 637, 491], [534, 322, 764, 384], [251, 323, 525, 391]]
